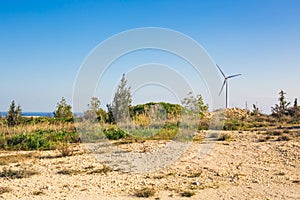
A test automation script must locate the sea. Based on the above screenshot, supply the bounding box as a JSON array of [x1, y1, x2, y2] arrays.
[[0, 112, 83, 117]]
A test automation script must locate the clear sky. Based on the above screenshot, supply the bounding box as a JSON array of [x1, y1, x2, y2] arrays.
[[1, 0, 299, 113]]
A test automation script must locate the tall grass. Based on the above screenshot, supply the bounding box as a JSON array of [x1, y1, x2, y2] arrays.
[[0, 118, 79, 150]]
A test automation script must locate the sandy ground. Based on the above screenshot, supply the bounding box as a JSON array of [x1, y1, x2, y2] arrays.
[[0, 131, 299, 199]]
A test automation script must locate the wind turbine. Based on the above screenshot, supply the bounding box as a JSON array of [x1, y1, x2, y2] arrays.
[[216, 64, 241, 108]]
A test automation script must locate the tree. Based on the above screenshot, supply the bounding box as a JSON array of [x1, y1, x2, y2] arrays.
[[83, 97, 107, 123], [7, 100, 22, 127], [290, 98, 300, 117], [53, 97, 73, 120], [106, 104, 115, 124], [181, 92, 208, 118], [252, 103, 260, 116], [111, 74, 132, 123], [271, 90, 290, 117], [293, 98, 298, 109]]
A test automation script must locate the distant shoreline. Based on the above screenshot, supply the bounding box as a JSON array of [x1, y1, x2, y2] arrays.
[[0, 112, 83, 117]]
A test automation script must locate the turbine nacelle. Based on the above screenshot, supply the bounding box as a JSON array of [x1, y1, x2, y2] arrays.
[[216, 64, 241, 108]]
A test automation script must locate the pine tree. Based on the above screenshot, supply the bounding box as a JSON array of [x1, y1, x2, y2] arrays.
[[7, 100, 22, 127], [278, 90, 290, 111], [106, 104, 115, 124], [53, 97, 73, 120], [271, 90, 290, 117], [252, 103, 259, 116], [111, 74, 132, 123], [293, 98, 298, 109], [291, 98, 299, 117]]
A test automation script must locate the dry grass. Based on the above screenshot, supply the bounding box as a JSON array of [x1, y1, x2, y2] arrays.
[[87, 165, 113, 175], [276, 135, 291, 141], [0, 153, 35, 165], [187, 171, 202, 178], [57, 165, 113, 176], [57, 169, 82, 175], [0, 168, 39, 179], [0, 122, 75, 135], [59, 143, 73, 157]]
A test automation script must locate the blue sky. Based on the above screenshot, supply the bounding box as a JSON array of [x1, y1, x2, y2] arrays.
[[0, 0, 300, 113]]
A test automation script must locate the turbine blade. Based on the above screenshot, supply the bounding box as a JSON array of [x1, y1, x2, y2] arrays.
[[216, 64, 226, 78], [219, 80, 226, 96], [227, 74, 242, 79]]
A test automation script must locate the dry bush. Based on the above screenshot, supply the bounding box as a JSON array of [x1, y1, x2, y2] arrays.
[[57, 169, 81, 175], [267, 130, 283, 136], [187, 171, 202, 178], [180, 190, 196, 197], [276, 135, 291, 141], [32, 190, 45, 195], [134, 187, 156, 198], [0, 186, 11, 194], [218, 133, 233, 141], [87, 165, 113, 175], [59, 143, 73, 157], [258, 135, 271, 142]]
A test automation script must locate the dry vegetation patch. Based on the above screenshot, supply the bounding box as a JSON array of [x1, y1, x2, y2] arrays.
[[0, 152, 36, 165], [133, 187, 156, 198], [0, 167, 38, 179], [180, 190, 196, 197], [0, 186, 11, 195]]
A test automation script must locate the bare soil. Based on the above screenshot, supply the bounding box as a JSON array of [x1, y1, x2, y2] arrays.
[[0, 131, 299, 199]]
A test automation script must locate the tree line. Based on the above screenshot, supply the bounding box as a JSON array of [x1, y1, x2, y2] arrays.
[[1, 74, 298, 128]]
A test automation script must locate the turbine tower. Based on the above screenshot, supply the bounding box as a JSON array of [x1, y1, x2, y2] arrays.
[[216, 64, 241, 108]]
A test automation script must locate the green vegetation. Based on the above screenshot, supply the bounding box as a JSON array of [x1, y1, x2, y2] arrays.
[[7, 100, 22, 127], [181, 92, 208, 118], [222, 90, 300, 131], [0, 129, 79, 150], [0, 84, 299, 152], [103, 125, 128, 140], [83, 97, 107, 124], [53, 97, 73, 121], [110, 73, 132, 123]]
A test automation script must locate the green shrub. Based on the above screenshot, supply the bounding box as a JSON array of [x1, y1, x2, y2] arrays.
[[224, 119, 244, 131], [153, 122, 179, 139], [1, 130, 79, 150], [103, 125, 127, 140]]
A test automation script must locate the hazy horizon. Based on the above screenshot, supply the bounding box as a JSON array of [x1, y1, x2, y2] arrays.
[[1, 0, 299, 114]]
